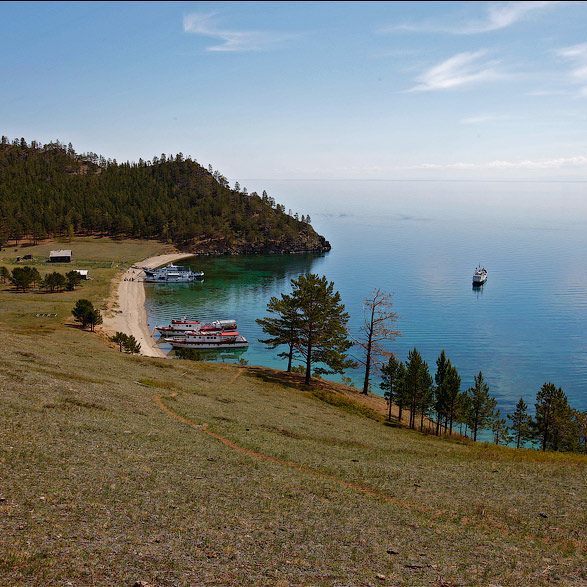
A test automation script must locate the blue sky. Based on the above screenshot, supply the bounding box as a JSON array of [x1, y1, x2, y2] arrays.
[[2, 1, 587, 180]]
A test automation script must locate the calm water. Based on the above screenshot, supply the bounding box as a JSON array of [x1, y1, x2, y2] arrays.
[[145, 180, 587, 417]]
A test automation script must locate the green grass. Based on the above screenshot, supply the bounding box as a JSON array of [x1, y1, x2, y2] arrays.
[[0, 238, 585, 587]]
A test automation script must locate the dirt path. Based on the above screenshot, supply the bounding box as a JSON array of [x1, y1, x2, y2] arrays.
[[153, 391, 418, 508], [101, 253, 194, 358]]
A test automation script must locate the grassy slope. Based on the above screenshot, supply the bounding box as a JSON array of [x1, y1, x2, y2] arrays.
[[1, 239, 585, 587]]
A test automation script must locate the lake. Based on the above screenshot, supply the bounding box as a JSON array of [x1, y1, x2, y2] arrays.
[[144, 180, 587, 418]]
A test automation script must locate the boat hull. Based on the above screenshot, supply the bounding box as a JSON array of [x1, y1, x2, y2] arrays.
[[165, 339, 249, 350], [143, 274, 203, 283]]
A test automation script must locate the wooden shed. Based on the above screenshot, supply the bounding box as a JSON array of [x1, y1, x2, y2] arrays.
[[49, 249, 73, 263]]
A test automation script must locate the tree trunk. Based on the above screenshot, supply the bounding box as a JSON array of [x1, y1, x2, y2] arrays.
[[304, 341, 312, 385], [362, 306, 375, 395], [287, 344, 293, 372]]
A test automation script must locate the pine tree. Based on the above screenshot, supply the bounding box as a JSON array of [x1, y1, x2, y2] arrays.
[[466, 371, 497, 442], [380, 355, 402, 421], [110, 332, 128, 352], [434, 350, 450, 435], [86, 307, 102, 332], [404, 348, 433, 430], [123, 334, 141, 354], [290, 273, 355, 385], [10, 266, 41, 292], [256, 293, 300, 372], [444, 365, 461, 435], [508, 397, 531, 448], [491, 409, 512, 445], [531, 382, 572, 451], [72, 299, 99, 330], [42, 271, 66, 292]]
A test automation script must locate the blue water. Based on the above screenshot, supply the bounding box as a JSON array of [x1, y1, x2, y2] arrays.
[[145, 180, 587, 418]]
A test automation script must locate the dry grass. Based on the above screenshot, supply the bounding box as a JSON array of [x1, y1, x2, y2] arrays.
[[0, 240, 585, 587]]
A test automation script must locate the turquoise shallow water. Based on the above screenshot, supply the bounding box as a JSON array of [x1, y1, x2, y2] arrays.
[[145, 180, 587, 417]]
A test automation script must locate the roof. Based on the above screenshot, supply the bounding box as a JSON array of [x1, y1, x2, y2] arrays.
[[74, 269, 88, 276], [49, 249, 72, 256]]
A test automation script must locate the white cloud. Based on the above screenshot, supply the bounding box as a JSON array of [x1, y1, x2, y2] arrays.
[[556, 43, 587, 95], [384, 1, 559, 35], [409, 50, 503, 92], [183, 13, 297, 52], [464, 1, 559, 34], [410, 155, 587, 170]]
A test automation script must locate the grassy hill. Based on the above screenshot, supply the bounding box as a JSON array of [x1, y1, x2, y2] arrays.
[[0, 240, 585, 586]]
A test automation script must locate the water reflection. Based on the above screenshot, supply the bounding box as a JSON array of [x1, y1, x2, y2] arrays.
[[145, 253, 326, 361]]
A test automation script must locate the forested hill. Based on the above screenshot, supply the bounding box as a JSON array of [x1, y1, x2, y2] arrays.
[[0, 136, 330, 254]]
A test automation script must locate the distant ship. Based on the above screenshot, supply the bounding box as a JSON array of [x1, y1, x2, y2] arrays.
[[472, 265, 488, 286], [143, 263, 204, 283]]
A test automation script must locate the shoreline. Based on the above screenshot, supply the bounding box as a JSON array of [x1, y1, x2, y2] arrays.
[[101, 253, 195, 358]]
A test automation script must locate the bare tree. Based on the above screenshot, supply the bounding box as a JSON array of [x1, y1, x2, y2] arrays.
[[353, 289, 401, 395]]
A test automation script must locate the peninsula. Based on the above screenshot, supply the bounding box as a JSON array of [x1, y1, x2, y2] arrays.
[[0, 136, 330, 256]]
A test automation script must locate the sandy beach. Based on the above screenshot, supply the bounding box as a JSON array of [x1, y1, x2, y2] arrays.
[[101, 253, 195, 357]]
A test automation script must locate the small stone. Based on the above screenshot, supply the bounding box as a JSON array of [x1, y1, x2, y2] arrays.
[[538, 512, 548, 518], [376, 573, 386, 580], [387, 549, 399, 555]]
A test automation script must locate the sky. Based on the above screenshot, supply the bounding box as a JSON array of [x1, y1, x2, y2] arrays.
[[2, 1, 587, 181]]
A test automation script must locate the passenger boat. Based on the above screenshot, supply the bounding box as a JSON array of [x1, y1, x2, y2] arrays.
[[143, 263, 204, 283], [165, 328, 248, 350], [155, 318, 237, 335], [472, 265, 488, 286]]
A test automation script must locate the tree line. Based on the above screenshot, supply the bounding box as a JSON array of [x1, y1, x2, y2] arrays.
[[0, 136, 326, 253], [1, 265, 83, 292], [257, 273, 586, 453]]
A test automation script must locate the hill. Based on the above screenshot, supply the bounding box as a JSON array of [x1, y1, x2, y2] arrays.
[[0, 240, 585, 587], [0, 136, 330, 254]]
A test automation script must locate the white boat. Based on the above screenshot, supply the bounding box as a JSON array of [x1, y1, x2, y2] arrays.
[[155, 318, 237, 335], [143, 263, 204, 283], [165, 328, 248, 350], [472, 265, 488, 286]]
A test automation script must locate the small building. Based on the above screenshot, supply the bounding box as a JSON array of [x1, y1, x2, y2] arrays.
[[74, 269, 89, 280], [49, 249, 72, 263]]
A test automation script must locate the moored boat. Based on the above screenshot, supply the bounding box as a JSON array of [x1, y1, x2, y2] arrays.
[[155, 318, 237, 335], [165, 328, 248, 350], [472, 265, 488, 286], [143, 263, 204, 283]]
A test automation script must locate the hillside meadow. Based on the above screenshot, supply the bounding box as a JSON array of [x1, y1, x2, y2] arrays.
[[0, 238, 585, 587]]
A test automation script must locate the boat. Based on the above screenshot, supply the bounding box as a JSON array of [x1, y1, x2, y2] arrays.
[[472, 265, 488, 286], [143, 263, 204, 283], [155, 318, 237, 335], [165, 328, 248, 350]]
